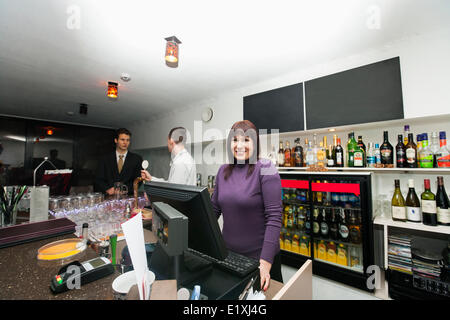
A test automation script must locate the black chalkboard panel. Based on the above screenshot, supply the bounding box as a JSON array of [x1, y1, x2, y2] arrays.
[[243, 83, 304, 133], [305, 57, 404, 130]]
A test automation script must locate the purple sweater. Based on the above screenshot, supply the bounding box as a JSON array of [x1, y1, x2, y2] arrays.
[[211, 159, 282, 264]]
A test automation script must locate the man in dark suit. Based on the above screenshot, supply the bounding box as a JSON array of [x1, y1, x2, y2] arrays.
[[94, 128, 143, 196]]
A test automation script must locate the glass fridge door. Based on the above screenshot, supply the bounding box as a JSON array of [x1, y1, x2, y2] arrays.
[[311, 179, 364, 274], [280, 179, 311, 258]]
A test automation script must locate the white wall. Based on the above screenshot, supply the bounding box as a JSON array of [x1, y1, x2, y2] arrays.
[[130, 27, 450, 149], [129, 27, 450, 179]]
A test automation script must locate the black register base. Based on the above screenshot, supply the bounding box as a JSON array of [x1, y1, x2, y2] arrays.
[[149, 242, 258, 300]]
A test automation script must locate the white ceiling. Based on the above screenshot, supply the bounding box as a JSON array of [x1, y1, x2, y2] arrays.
[[0, 0, 449, 128]]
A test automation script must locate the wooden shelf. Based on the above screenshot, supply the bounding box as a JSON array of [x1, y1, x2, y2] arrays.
[[373, 215, 450, 235]]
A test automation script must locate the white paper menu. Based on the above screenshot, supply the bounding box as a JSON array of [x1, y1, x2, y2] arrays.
[[121, 212, 151, 300]]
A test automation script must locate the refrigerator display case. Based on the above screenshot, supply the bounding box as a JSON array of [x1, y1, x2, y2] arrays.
[[279, 171, 374, 292]]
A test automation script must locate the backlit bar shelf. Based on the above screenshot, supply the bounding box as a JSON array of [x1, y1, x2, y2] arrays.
[[278, 167, 450, 174]]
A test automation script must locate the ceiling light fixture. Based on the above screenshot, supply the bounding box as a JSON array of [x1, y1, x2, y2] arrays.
[[107, 81, 119, 99], [46, 129, 54, 136], [164, 36, 181, 68]]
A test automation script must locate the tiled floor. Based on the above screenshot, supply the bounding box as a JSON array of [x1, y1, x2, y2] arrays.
[[281, 264, 381, 300]]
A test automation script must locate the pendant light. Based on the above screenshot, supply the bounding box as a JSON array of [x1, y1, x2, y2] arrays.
[[107, 81, 118, 99], [165, 36, 181, 68]]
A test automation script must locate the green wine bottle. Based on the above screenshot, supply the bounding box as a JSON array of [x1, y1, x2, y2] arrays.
[[391, 179, 406, 222], [421, 179, 437, 226]]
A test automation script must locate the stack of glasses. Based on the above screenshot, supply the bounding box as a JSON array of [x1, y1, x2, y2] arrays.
[[48, 193, 149, 240]]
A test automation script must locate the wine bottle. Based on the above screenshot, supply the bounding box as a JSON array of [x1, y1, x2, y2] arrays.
[[380, 131, 394, 165], [396, 134, 406, 168], [335, 138, 344, 167], [421, 179, 437, 226], [391, 179, 406, 222], [436, 176, 450, 226], [405, 133, 418, 168], [405, 179, 421, 223]]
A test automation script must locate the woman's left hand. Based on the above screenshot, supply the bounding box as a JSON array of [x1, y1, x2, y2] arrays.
[[259, 259, 272, 292]]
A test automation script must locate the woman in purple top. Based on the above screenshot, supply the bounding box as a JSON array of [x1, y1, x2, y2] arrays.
[[211, 120, 283, 291]]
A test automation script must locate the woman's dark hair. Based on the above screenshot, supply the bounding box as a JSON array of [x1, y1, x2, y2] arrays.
[[223, 120, 260, 180], [115, 128, 132, 139]]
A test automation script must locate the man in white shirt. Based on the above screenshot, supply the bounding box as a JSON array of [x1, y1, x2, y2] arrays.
[[141, 127, 196, 186]]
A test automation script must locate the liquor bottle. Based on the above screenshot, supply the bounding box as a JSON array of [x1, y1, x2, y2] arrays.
[[305, 139, 316, 166], [374, 143, 381, 166], [316, 180, 323, 205], [357, 136, 366, 166], [284, 141, 291, 167], [278, 142, 285, 167], [312, 208, 320, 237], [348, 211, 361, 244], [303, 138, 309, 166], [353, 137, 364, 168], [347, 132, 358, 167], [405, 133, 418, 168], [317, 141, 326, 168], [416, 134, 423, 166], [430, 132, 440, 168], [419, 133, 433, 168], [313, 134, 319, 164], [380, 131, 394, 165], [403, 125, 410, 145], [405, 179, 421, 223], [391, 179, 406, 222], [320, 209, 329, 239], [329, 209, 339, 241], [304, 209, 311, 235], [366, 142, 376, 168], [322, 180, 331, 206], [293, 138, 303, 167], [327, 144, 334, 167], [395, 134, 406, 168], [334, 138, 344, 167], [437, 131, 450, 168], [436, 176, 450, 226], [338, 209, 349, 242], [421, 179, 437, 226]]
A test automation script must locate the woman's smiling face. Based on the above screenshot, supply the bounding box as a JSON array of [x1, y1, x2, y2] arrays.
[[231, 134, 254, 162]]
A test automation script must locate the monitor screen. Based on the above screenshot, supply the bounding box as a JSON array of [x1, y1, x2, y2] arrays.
[[144, 181, 228, 260]]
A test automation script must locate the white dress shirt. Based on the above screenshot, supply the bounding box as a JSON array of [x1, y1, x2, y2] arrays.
[[116, 151, 128, 163], [150, 148, 196, 186]]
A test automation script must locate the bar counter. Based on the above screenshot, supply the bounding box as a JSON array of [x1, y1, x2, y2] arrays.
[[0, 225, 157, 300], [0, 222, 283, 300]]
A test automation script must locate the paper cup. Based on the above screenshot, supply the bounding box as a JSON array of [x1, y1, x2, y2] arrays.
[[112, 269, 155, 300]]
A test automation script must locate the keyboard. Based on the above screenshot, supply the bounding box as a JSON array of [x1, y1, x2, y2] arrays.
[[186, 248, 259, 277]]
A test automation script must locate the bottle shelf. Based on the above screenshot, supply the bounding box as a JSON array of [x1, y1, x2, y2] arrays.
[[280, 248, 310, 258], [278, 167, 450, 174], [314, 258, 364, 274], [312, 236, 363, 247], [373, 215, 450, 235]]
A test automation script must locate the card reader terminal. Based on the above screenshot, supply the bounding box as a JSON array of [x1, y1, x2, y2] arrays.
[[50, 256, 114, 294]]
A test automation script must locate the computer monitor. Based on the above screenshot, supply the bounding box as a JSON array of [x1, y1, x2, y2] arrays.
[[144, 181, 228, 260]]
